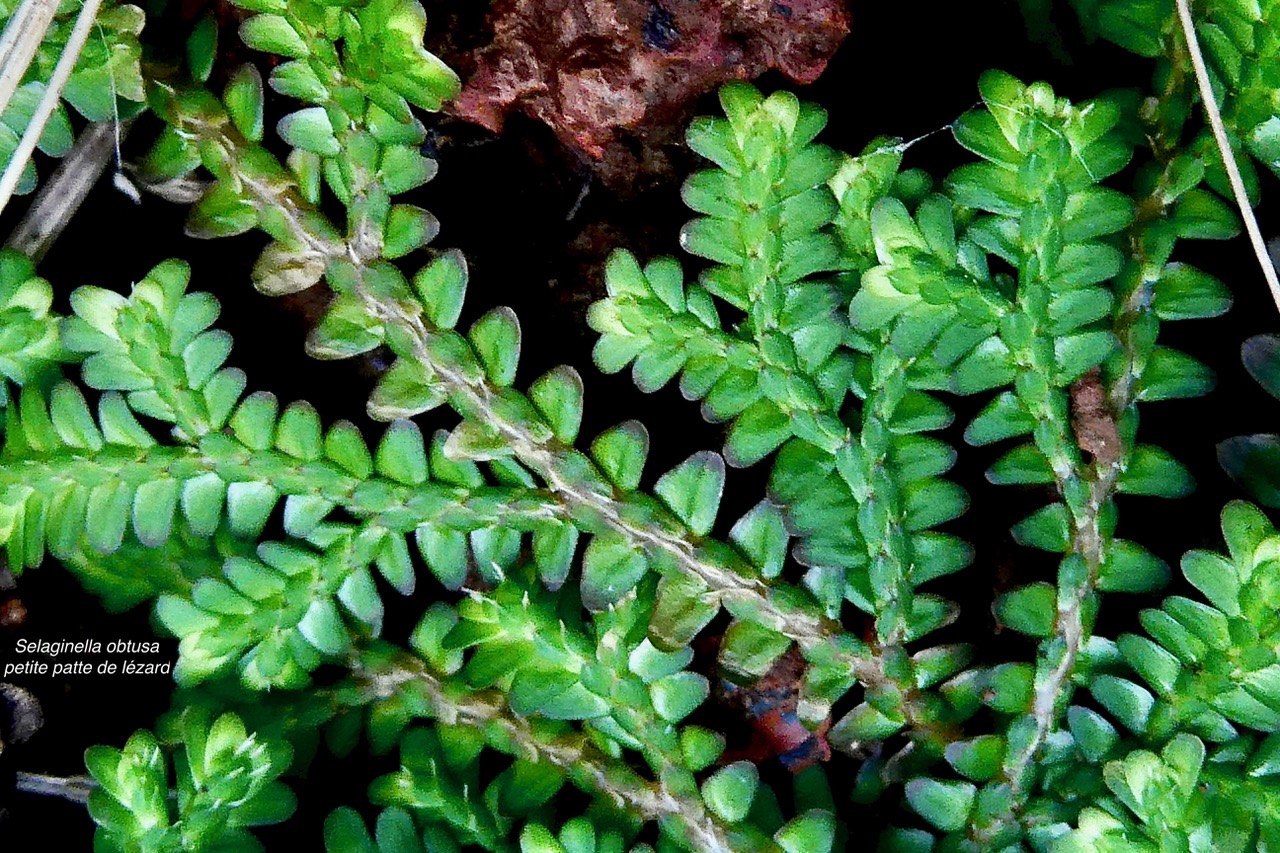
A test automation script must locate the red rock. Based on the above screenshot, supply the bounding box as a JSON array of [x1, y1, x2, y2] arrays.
[[449, 0, 850, 189]]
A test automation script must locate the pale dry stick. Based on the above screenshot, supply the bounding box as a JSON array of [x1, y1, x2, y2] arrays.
[[0, 0, 103, 216], [6, 119, 129, 260], [0, 0, 38, 75], [0, 0, 60, 118], [14, 771, 97, 804], [1175, 0, 1280, 317]]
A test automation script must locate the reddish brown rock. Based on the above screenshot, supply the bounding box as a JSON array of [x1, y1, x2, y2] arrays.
[[448, 0, 850, 189]]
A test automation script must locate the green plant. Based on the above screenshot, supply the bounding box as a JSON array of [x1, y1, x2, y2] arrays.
[[4, 0, 1280, 850]]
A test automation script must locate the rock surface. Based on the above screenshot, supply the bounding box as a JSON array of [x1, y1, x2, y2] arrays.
[[448, 0, 850, 189]]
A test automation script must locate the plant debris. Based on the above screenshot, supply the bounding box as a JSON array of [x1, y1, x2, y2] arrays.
[[1070, 367, 1122, 466]]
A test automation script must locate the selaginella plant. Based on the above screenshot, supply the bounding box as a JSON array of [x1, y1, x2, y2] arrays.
[[3, 0, 1280, 850]]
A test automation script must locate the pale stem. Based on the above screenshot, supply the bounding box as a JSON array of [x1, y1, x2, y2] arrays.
[[1174, 0, 1280, 317], [0, 0, 104, 216], [0, 0, 60, 118], [13, 771, 97, 804], [7, 120, 128, 260]]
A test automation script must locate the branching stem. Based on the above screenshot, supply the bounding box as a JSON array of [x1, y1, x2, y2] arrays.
[[356, 652, 746, 853]]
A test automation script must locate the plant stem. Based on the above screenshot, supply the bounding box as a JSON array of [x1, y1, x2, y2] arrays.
[[0, 0, 60, 119], [7, 120, 129, 261], [975, 40, 1198, 842], [355, 651, 748, 853], [1174, 0, 1280, 316], [14, 771, 97, 804], [164, 87, 965, 752]]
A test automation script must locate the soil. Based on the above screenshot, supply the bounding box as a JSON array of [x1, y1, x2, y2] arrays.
[[1, 0, 1278, 847]]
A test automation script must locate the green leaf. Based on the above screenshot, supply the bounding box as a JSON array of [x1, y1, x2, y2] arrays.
[[655, 452, 725, 536], [253, 243, 325, 297], [650, 574, 719, 650], [1221, 500, 1270, 564], [1099, 540, 1170, 593], [468, 308, 521, 387], [277, 107, 340, 157], [226, 481, 279, 537], [1117, 633, 1182, 696], [1090, 674, 1155, 734], [239, 14, 309, 59], [1171, 189, 1240, 240], [1137, 348, 1214, 401], [1055, 331, 1116, 383], [1153, 265, 1231, 320], [509, 668, 608, 720], [680, 726, 725, 772], [270, 61, 330, 104], [187, 14, 218, 83], [718, 620, 791, 678], [1011, 503, 1069, 552], [383, 205, 439, 259], [532, 523, 578, 590], [529, 366, 584, 443], [904, 778, 976, 833], [965, 391, 1033, 446], [375, 420, 428, 485], [274, 401, 322, 460], [224, 64, 265, 142], [1066, 706, 1118, 763], [580, 534, 647, 611], [944, 735, 1005, 782], [86, 482, 132, 553], [380, 146, 437, 194], [1118, 446, 1193, 498], [591, 421, 649, 491], [994, 583, 1056, 637], [369, 359, 446, 420], [724, 400, 793, 467], [650, 671, 709, 723], [729, 501, 789, 579], [1180, 549, 1240, 616], [132, 479, 179, 548], [187, 183, 257, 239], [984, 663, 1033, 713], [1249, 115, 1280, 179], [952, 337, 1015, 395], [701, 761, 759, 823], [775, 811, 836, 853], [519, 824, 565, 853], [987, 444, 1053, 485], [325, 421, 373, 478], [181, 473, 226, 537], [299, 598, 350, 655], [324, 807, 375, 853], [413, 251, 468, 329]]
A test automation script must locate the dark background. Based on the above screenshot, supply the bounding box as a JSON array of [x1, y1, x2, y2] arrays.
[[2, 0, 1278, 847]]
